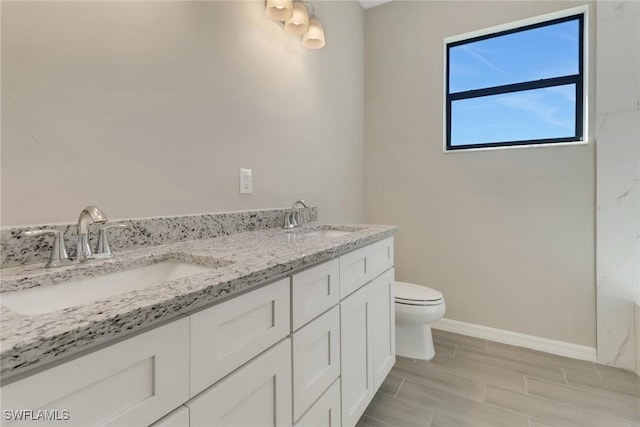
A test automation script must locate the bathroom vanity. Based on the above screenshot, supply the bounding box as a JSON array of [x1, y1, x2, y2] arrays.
[[0, 215, 397, 427]]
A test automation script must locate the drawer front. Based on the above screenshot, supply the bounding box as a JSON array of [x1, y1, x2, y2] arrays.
[[150, 406, 189, 427], [294, 379, 341, 427], [1, 318, 190, 427], [292, 306, 341, 422], [340, 237, 394, 299], [291, 259, 340, 330], [190, 278, 290, 396], [187, 338, 292, 427]]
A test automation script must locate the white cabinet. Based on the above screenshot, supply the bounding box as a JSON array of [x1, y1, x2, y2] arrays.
[[371, 268, 396, 390], [339, 283, 375, 427], [150, 406, 189, 427], [292, 306, 341, 422], [339, 267, 396, 427], [2, 236, 395, 427], [291, 259, 340, 330], [339, 237, 394, 299], [294, 380, 341, 427], [186, 339, 292, 427], [1, 318, 190, 427], [189, 278, 290, 396]]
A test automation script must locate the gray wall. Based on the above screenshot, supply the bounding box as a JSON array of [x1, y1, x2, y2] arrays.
[[364, 1, 597, 347], [1, 1, 365, 226]]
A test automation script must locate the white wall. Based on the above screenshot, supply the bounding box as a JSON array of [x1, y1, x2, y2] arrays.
[[595, 0, 640, 370], [1, 1, 365, 226], [364, 1, 597, 347]]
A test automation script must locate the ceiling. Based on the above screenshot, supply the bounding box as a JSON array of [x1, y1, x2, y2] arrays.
[[358, 0, 394, 10]]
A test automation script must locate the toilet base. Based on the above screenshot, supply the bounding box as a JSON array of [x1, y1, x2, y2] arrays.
[[395, 323, 435, 360]]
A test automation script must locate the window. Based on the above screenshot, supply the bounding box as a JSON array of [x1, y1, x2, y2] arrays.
[[445, 10, 586, 151]]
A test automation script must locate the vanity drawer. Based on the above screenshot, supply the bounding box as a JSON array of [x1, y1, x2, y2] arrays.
[[187, 338, 292, 427], [339, 237, 394, 299], [1, 317, 190, 427], [292, 306, 341, 422], [294, 379, 341, 427], [190, 278, 290, 396], [291, 259, 340, 330]]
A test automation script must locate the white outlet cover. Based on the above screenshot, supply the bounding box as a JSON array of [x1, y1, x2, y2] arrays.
[[240, 168, 253, 194]]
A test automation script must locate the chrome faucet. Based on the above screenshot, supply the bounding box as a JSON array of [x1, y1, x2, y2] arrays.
[[23, 229, 72, 268], [76, 205, 108, 261], [283, 200, 310, 229]]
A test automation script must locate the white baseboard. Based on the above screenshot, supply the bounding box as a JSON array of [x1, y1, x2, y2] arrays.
[[432, 318, 597, 362]]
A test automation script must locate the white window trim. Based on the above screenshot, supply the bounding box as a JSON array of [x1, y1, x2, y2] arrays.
[[442, 5, 590, 153]]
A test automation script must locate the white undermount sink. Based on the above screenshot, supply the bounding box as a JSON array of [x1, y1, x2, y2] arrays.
[[300, 229, 354, 238], [1, 261, 216, 316], [294, 225, 366, 239]]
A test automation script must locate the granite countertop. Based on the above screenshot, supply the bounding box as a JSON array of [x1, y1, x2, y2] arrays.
[[0, 223, 397, 379]]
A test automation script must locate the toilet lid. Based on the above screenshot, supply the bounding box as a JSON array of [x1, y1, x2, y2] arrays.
[[395, 281, 443, 305]]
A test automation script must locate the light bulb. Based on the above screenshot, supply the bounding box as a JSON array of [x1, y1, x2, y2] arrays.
[[266, 0, 293, 21], [285, 1, 310, 35], [302, 17, 325, 49]]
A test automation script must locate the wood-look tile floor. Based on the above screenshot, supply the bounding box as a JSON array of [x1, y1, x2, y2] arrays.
[[358, 330, 640, 427]]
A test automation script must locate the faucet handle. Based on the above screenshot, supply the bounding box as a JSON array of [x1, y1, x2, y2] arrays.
[[94, 223, 129, 259], [23, 229, 72, 268]]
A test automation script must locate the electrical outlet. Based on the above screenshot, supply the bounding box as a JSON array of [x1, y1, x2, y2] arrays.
[[240, 168, 253, 194]]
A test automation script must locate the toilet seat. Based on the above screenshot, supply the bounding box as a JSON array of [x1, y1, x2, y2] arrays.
[[395, 281, 443, 306]]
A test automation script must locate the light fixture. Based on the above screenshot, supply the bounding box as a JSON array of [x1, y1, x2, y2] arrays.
[[266, 0, 293, 21], [302, 16, 325, 49], [284, 1, 309, 35], [266, 0, 325, 49]]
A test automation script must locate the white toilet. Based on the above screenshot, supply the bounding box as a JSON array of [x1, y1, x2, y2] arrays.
[[395, 281, 446, 360]]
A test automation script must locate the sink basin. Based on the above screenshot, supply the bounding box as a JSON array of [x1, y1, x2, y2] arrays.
[[1, 261, 217, 315], [288, 225, 365, 239], [300, 229, 354, 238]]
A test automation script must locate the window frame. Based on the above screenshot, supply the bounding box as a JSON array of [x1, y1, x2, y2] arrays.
[[443, 7, 588, 152]]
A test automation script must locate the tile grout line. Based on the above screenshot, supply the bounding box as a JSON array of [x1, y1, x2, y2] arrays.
[[593, 362, 602, 378], [394, 378, 405, 398], [426, 410, 434, 427], [363, 414, 392, 426], [563, 382, 640, 406], [485, 383, 606, 424], [482, 396, 537, 421], [494, 377, 640, 424]]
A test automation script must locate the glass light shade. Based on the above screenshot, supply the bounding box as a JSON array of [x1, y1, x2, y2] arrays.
[[284, 2, 309, 35], [266, 0, 293, 21], [302, 18, 325, 49]]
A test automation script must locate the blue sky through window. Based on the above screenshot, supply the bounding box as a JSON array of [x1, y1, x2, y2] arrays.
[[447, 17, 582, 148]]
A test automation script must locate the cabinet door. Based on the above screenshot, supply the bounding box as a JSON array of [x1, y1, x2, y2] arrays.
[[187, 339, 292, 427], [294, 379, 341, 427], [292, 259, 340, 331], [340, 284, 374, 427], [1, 318, 189, 427], [371, 268, 396, 390], [190, 278, 290, 396], [292, 306, 340, 422]]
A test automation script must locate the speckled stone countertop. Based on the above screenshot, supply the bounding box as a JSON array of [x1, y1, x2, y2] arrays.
[[0, 223, 396, 379]]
